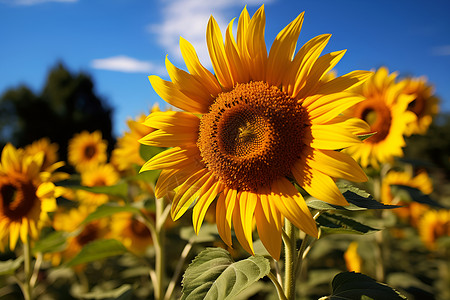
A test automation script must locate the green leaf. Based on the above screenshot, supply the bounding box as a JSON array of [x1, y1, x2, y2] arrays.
[[82, 203, 141, 225], [139, 144, 166, 161], [65, 239, 128, 267], [389, 185, 444, 208], [180, 224, 218, 244], [72, 181, 129, 199], [76, 284, 133, 300], [324, 272, 406, 300], [317, 213, 379, 235], [181, 248, 270, 300], [128, 169, 161, 185], [357, 132, 376, 142], [0, 257, 24, 276], [308, 184, 400, 211], [33, 230, 67, 254]]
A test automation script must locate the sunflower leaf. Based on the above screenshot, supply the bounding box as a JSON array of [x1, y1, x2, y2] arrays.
[[389, 185, 444, 208], [323, 272, 406, 300], [65, 239, 128, 267], [82, 203, 141, 225], [317, 212, 379, 235], [0, 257, 24, 276], [181, 247, 270, 300], [73, 284, 133, 300], [72, 181, 129, 199], [33, 230, 68, 254], [139, 144, 166, 161]]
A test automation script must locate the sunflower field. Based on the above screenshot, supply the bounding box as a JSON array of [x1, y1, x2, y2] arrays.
[[1, 5, 449, 300]]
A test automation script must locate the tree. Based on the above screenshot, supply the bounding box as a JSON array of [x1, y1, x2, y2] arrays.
[[0, 62, 115, 162]]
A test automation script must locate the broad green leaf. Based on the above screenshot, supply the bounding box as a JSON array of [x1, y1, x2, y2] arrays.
[[82, 203, 141, 225], [317, 213, 379, 235], [181, 248, 270, 300], [76, 284, 133, 300], [390, 185, 444, 208], [322, 271, 406, 300], [308, 184, 400, 211], [33, 230, 67, 254], [139, 144, 166, 161], [65, 239, 128, 267], [127, 168, 161, 186], [72, 181, 129, 199], [0, 257, 23, 276]]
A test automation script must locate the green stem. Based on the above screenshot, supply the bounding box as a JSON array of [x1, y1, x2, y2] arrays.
[[155, 197, 166, 300], [283, 219, 297, 300], [267, 272, 288, 300], [372, 175, 385, 282], [22, 238, 34, 300]]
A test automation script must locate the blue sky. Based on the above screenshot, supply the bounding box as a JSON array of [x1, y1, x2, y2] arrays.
[[1, 0, 449, 137]]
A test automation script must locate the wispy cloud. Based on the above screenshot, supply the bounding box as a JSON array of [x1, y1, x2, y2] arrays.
[[148, 0, 269, 68], [90, 55, 166, 75], [1, 0, 77, 5], [432, 45, 450, 56]]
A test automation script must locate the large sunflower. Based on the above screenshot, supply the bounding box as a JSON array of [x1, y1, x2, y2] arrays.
[[68, 131, 108, 172], [0, 144, 63, 250], [343, 67, 417, 168], [140, 5, 370, 259], [401, 76, 440, 136]]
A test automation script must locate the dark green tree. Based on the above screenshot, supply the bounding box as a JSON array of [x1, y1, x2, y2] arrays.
[[0, 62, 115, 162]]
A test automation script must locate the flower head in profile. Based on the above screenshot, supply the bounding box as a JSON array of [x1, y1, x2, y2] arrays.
[[343, 67, 417, 168], [140, 5, 370, 259], [77, 163, 120, 207], [381, 170, 432, 226], [0, 144, 63, 250], [401, 76, 439, 135], [68, 131, 108, 172], [111, 104, 162, 172]]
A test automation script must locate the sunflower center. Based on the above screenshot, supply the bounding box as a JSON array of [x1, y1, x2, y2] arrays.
[[354, 99, 392, 143], [84, 145, 97, 159], [75, 223, 99, 246], [130, 219, 152, 238], [0, 177, 37, 221], [198, 81, 307, 192], [407, 96, 426, 118]]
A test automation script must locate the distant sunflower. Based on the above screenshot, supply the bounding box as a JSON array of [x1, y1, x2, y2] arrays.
[[50, 205, 108, 268], [344, 241, 362, 273], [68, 131, 107, 172], [401, 76, 440, 135], [110, 211, 154, 255], [140, 5, 370, 259], [344, 67, 417, 168], [77, 163, 120, 207], [25, 138, 59, 171], [381, 171, 432, 226], [418, 209, 450, 250], [111, 104, 161, 172], [0, 144, 63, 250]]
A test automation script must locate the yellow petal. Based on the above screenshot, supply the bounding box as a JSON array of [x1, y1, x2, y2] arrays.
[[171, 169, 210, 220], [155, 164, 202, 198], [308, 124, 362, 150], [192, 181, 224, 234], [246, 5, 267, 80], [207, 16, 233, 89], [232, 191, 256, 255], [20, 218, 29, 244], [317, 70, 373, 94], [1, 144, 21, 174], [179, 37, 222, 97], [140, 146, 199, 172], [266, 11, 304, 87], [9, 222, 20, 250], [41, 197, 58, 212], [255, 193, 282, 260], [36, 182, 55, 199], [149, 75, 209, 114], [143, 110, 200, 131], [216, 187, 233, 247], [139, 128, 198, 148], [225, 19, 249, 84], [271, 177, 318, 238], [292, 159, 348, 206]]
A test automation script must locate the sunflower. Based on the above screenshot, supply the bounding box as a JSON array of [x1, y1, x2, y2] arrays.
[[344, 241, 362, 273], [25, 138, 59, 171], [49, 205, 108, 268], [0, 144, 63, 250], [111, 104, 162, 172], [68, 131, 108, 172], [418, 209, 450, 250], [139, 5, 370, 259], [401, 76, 440, 136], [381, 170, 432, 226], [343, 67, 417, 168], [109, 211, 154, 255], [77, 163, 120, 207]]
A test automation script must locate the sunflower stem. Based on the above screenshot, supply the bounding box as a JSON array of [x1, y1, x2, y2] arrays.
[[372, 174, 385, 282], [22, 238, 34, 300], [267, 272, 288, 300], [155, 196, 166, 300], [283, 219, 297, 300]]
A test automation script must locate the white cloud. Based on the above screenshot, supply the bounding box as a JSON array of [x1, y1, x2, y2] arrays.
[[90, 55, 166, 75], [1, 0, 77, 5], [432, 45, 450, 56], [148, 0, 269, 68]]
